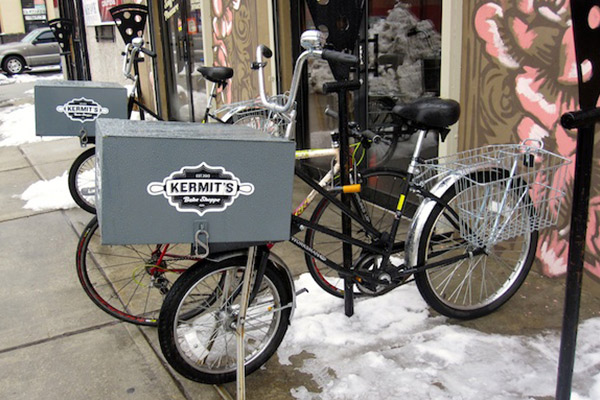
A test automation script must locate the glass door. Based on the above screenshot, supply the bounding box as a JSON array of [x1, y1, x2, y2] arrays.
[[162, 0, 206, 121]]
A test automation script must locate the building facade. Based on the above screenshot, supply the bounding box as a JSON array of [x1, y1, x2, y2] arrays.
[[0, 0, 59, 38], [51, 0, 600, 288]]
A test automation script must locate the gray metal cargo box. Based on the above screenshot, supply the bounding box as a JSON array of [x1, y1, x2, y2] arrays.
[[35, 80, 127, 138], [96, 119, 295, 252]]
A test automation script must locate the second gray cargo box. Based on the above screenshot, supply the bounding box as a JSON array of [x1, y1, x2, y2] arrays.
[[96, 119, 295, 252], [35, 80, 127, 139]]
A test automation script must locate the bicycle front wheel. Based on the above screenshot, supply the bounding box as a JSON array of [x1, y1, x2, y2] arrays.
[[158, 255, 292, 384], [304, 168, 410, 297], [76, 217, 201, 326], [414, 172, 538, 319], [68, 147, 96, 214]]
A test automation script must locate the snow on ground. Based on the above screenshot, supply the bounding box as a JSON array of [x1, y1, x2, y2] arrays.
[[0, 100, 63, 147], [3, 68, 599, 400], [0, 70, 62, 86], [17, 171, 76, 211], [280, 274, 600, 400], [0, 103, 39, 146]]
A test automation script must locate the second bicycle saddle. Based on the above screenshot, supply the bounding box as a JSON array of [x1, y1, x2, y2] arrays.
[[198, 67, 234, 87], [393, 97, 460, 130]]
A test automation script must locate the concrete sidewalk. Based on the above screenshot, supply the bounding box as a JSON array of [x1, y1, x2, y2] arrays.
[[1, 137, 600, 400], [0, 137, 319, 400]]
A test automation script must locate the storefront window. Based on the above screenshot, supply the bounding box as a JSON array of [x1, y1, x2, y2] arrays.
[[22, 0, 48, 32], [368, 0, 441, 103], [301, 1, 442, 171], [162, 0, 206, 122]]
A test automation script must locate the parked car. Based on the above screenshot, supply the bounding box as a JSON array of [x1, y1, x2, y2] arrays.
[[0, 27, 61, 75]]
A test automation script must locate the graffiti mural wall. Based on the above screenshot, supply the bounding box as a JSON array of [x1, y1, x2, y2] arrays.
[[460, 1, 600, 280], [210, 0, 272, 104]]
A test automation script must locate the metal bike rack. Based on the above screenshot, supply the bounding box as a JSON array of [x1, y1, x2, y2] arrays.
[[306, 0, 365, 318], [555, 2, 600, 399], [109, 4, 148, 45]]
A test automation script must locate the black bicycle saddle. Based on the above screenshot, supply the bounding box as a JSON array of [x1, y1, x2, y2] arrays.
[[197, 67, 234, 85], [392, 97, 460, 129]]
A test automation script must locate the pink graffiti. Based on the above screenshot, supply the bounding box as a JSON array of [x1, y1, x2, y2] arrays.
[[211, 0, 241, 104], [475, 1, 600, 278]]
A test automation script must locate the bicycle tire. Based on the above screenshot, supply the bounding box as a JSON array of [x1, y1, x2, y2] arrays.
[[68, 147, 96, 214], [76, 217, 201, 326], [414, 171, 538, 319], [158, 254, 292, 384], [227, 107, 288, 137], [304, 168, 410, 297]]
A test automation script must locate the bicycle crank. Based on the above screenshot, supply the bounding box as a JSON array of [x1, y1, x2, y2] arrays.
[[353, 253, 409, 296]]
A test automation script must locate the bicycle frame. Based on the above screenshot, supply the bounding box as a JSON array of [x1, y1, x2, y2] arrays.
[[287, 128, 484, 289]]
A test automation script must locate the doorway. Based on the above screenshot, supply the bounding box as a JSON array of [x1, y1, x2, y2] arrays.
[[161, 0, 206, 121]]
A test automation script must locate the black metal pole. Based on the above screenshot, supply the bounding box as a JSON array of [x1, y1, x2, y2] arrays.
[[555, 1, 600, 396], [337, 88, 355, 317], [556, 115, 597, 399]]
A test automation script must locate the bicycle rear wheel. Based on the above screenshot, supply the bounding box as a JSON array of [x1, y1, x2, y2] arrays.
[[68, 147, 96, 214], [304, 168, 409, 297], [414, 172, 537, 319], [76, 217, 201, 326], [158, 254, 292, 384]]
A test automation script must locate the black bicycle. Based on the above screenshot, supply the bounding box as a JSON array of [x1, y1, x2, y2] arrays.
[[156, 31, 569, 384]]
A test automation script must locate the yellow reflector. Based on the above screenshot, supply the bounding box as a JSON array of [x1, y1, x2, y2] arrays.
[[396, 194, 406, 211]]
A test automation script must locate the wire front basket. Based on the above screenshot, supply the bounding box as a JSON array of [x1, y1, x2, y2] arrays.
[[217, 94, 296, 139], [415, 140, 571, 248]]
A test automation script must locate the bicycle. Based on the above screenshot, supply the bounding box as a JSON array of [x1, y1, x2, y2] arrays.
[[156, 30, 570, 384], [76, 43, 384, 326], [74, 31, 404, 328], [67, 37, 161, 214], [67, 38, 281, 214]]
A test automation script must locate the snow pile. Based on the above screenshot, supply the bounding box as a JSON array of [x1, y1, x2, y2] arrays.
[[0, 103, 63, 146], [0, 104, 37, 146], [0, 71, 62, 85], [279, 274, 600, 400], [17, 171, 76, 211]]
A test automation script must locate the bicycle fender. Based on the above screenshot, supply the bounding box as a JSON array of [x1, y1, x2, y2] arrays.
[[405, 163, 502, 268], [267, 251, 297, 321]]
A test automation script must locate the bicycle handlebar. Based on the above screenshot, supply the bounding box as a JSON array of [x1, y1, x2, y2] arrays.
[[561, 108, 600, 130], [259, 45, 273, 59], [325, 106, 381, 143], [321, 49, 358, 65], [139, 46, 156, 58], [122, 38, 155, 80], [359, 129, 382, 144], [256, 33, 358, 113]]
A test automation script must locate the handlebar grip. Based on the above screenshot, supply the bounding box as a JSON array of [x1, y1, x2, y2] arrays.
[[561, 108, 600, 129], [322, 80, 362, 94], [321, 49, 358, 65], [360, 129, 381, 144], [140, 47, 156, 58], [324, 106, 338, 119], [259, 45, 273, 59]]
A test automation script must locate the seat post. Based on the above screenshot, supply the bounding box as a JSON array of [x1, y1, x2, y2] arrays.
[[407, 129, 429, 176], [202, 82, 219, 123]]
